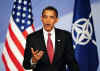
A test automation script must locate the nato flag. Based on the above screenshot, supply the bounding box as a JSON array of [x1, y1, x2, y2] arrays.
[[72, 0, 99, 71]]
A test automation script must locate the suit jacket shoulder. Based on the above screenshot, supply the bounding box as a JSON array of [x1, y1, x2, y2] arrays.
[[26, 29, 43, 40], [55, 28, 72, 39]]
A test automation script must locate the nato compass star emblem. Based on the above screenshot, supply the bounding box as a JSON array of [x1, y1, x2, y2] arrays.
[[72, 15, 93, 45]]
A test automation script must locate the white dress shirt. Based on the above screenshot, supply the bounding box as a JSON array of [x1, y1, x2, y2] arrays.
[[43, 28, 55, 51]]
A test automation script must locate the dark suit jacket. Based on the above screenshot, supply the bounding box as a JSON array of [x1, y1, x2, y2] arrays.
[[23, 28, 80, 71]]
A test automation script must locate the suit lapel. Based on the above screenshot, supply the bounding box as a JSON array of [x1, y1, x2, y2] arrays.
[[53, 29, 59, 63], [39, 29, 50, 64], [40, 29, 46, 51], [53, 28, 64, 64]]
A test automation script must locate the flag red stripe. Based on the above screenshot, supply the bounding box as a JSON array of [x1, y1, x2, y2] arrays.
[[9, 23, 24, 56], [2, 54, 10, 71], [5, 39, 24, 71], [22, 30, 28, 39], [32, 24, 35, 31]]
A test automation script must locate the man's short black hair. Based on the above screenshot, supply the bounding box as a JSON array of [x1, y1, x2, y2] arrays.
[[42, 6, 58, 18]]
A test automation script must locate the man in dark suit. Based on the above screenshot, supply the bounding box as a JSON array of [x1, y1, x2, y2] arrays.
[[23, 6, 80, 71]]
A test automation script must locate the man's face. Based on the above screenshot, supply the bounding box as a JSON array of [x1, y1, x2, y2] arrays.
[[41, 10, 58, 32]]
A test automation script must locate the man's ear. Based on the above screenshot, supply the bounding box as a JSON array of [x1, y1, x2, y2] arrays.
[[40, 16, 43, 21], [56, 18, 59, 23], [54, 18, 59, 25]]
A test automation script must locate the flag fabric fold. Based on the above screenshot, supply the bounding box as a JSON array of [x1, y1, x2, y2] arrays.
[[72, 0, 99, 71], [2, 0, 35, 71]]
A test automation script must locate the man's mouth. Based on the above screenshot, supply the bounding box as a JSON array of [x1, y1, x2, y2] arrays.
[[45, 24, 51, 26]]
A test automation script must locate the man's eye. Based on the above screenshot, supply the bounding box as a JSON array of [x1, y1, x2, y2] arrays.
[[43, 15, 47, 18], [50, 16, 56, 19]]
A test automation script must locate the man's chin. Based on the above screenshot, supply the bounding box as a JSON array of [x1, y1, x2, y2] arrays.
[[45, 28, 52, 32]]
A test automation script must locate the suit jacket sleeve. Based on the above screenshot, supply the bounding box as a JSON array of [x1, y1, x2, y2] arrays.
[[23, 35, 33, 70], [64, 32, 80, 71]]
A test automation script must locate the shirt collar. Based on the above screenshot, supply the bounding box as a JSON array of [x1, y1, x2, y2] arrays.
[[43, 28, 55, 36]]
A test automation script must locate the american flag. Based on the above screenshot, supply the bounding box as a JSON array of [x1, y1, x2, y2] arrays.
[[2, 0, 35, 71]]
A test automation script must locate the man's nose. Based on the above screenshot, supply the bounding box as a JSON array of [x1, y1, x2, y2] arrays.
[[46, 17, 51, 22]]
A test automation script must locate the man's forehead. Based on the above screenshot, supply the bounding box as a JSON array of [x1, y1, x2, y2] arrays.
[[43, 10, 56, 16]]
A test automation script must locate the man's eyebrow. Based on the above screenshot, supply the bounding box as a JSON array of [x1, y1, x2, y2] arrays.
[[50, 16, 56, 17]]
